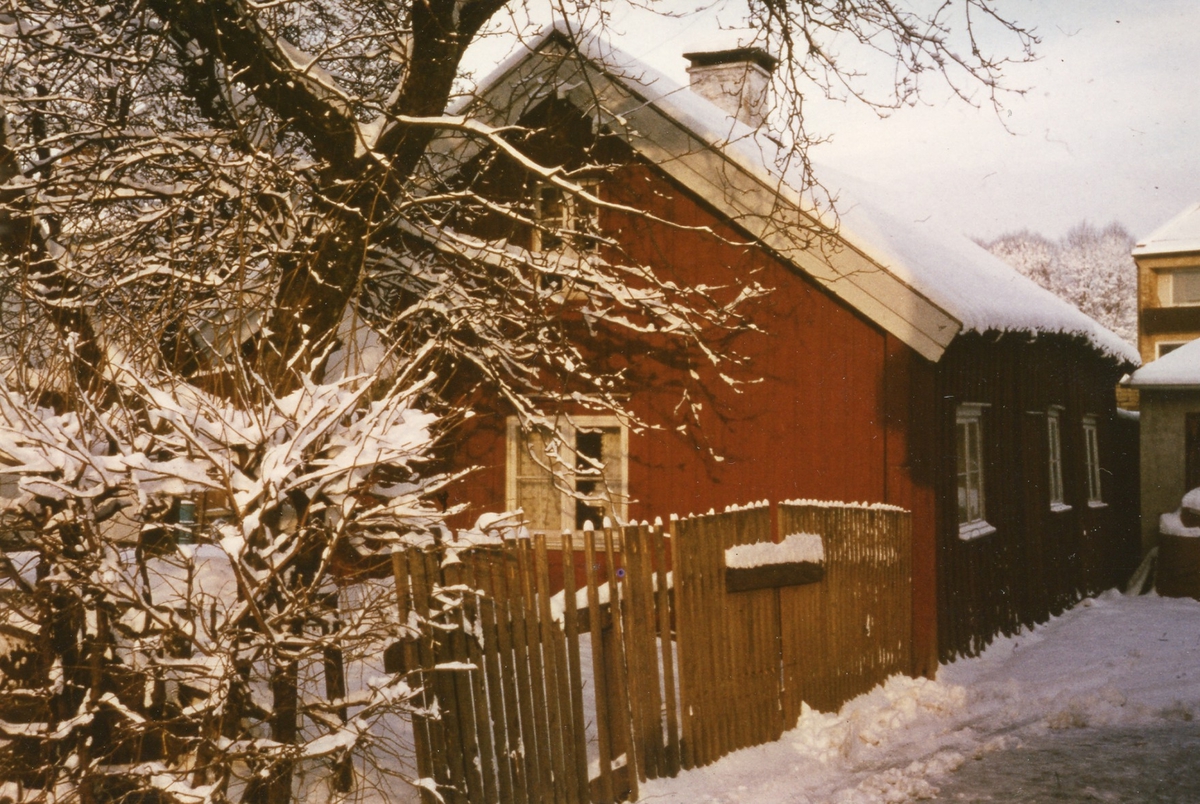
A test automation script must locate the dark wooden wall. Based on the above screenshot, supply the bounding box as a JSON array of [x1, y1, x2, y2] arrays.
[[932, 333, 1140, 660]]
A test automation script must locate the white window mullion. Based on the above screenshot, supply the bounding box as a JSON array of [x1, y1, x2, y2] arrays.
[[956, 404, 994, 540], [1083, 415, 1104, 506], [1048, 408, 1068, 511]]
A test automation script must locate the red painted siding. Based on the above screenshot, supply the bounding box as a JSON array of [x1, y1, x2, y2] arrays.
[[444, 158, 940, 670]]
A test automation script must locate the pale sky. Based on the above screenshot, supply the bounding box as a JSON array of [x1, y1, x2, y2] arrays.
[[472, 1, 1200, 242]]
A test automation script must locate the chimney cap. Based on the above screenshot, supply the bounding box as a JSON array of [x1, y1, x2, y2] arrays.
[[683, 47, 779, 73]]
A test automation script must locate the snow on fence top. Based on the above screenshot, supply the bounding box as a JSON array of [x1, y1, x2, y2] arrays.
[[1127, 337, 1200, 388], [460, 24, 1139, 366], [724, 499, 770, 513], [781, 498, 907, 512], [725, 532, 824, 569]]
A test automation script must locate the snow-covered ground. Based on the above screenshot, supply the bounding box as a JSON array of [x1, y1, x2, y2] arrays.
[[640, 590, 1200, 803]]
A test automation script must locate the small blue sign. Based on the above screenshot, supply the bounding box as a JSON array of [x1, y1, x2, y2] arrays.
[[616, 568, 626, 578]]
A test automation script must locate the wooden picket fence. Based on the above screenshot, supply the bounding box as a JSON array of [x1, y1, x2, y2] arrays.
[[390, 500, 912, 804]]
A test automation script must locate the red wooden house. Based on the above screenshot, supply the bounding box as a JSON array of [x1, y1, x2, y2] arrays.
[[435, 27, 1140, 668]]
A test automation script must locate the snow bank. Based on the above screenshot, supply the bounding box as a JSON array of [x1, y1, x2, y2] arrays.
[[725, 532, 823, 569], [639, 591, 1200, 803]]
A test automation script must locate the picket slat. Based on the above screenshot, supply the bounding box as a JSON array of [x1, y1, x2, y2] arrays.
[[583, 527, 615, 803], [604, 526, 639, 802], [560, 531, 591, 804], [512, 539, 553, 804], [462, 559, 502, 804], [482, 559, 523, 804], [652, 523, 681, 777], [441, 559, 486, 804], [533, 534, 573, 804]]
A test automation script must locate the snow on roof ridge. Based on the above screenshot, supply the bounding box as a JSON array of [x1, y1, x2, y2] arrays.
[[1133, 201, 1200, 257], [1127, 337, 1200, 388], [456, 24, 1139, 366]]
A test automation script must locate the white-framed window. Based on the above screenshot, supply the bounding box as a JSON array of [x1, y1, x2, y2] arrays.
[[506, 416, 628, 534], [1047, 407, 1069, 512], [1157, 267, 1200, 307], [532, 178, 601, 253], [1082, 414, 1104, 506], [1156, 340, 1190, 359], [956, 404, 995, 540]]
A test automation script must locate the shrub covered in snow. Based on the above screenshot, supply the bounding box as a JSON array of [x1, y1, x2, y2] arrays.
[[0, 370, 452, 802]]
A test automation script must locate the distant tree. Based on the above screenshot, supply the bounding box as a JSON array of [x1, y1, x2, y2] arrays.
[[980, 222, 1136, 345]]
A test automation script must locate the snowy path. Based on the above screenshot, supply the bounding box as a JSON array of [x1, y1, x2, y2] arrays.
[[638, 591, 1200, 804], [932, 723, 1200, 802]]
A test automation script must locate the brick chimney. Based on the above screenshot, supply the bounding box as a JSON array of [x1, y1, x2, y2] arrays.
[[683, 46, 779, 129]]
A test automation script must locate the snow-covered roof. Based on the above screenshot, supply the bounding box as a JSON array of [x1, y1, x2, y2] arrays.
[[1127, 337, 1200, 389], [453, 25, 1138, 366], [1133, 202, 1200, 257]]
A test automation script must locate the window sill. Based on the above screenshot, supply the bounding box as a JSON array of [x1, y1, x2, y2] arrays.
[[1050, 502, 1073, 514], [958, 520, 997, 541], [1087, 500, 1108, 509]]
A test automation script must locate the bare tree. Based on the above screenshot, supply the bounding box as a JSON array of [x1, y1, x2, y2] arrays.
[[0, 2, 1034, 802]]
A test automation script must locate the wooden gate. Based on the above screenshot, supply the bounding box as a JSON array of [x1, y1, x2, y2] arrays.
[[673, 505, 784, 767], [777, 502, 913, 719]]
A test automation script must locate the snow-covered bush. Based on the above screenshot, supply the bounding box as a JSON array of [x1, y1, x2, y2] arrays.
[[0, 368, 451, 803]]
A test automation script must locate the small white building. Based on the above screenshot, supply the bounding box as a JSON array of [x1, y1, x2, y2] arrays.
[[1125, 337, 1200, 551]]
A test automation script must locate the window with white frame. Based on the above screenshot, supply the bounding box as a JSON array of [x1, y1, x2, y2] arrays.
[[507, 416, 628, 533], [1157, 341, 1189, 359], [532, 179, 601, 254], [956, 404, 994, 539], [1047, 408, 1068, 511], [1157, 267, 1200, 307], [1083, 415, 1104, 505]]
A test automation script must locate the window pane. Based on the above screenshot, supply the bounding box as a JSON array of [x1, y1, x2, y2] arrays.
[[966, 421, 980, 474], [516, 430, 555, 476], [517, 478, 562, 531], [576, 426, 624, 527], [1174, 268, 1200, 305], [576, 429, 603, 475], [956, 416, 981, 525], [1048, 414, 1064, 505]]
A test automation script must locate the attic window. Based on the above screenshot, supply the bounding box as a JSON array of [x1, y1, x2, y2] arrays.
[[532, 179, 600, 253]]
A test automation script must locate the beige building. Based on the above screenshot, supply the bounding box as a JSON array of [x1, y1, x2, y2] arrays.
[[1125, 338, 1200, 553], [1133, 202, 1200, 364]]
